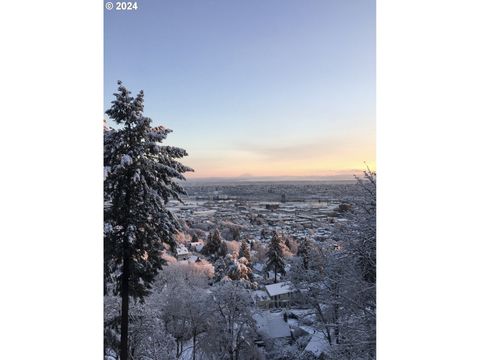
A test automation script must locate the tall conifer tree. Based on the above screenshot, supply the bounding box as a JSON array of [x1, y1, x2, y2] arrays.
[[239, 239, 251, 263], [297, 237, 315, 269], [203, 228, 225, 258], [104, 81, 193, 360], [265, 231, 286, 283]]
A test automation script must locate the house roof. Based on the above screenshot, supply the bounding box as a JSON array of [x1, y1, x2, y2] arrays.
[[304, 333, 329, 357], [253, 263, 264, 272], [252, 290, 269, 301], [253, 311, 291, 339], [176, 245, 189, 255], [194, 244, 204, 252], [265, 282, 295, 297]]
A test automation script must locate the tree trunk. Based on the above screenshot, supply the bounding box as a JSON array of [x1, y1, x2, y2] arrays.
[[120, 253, 130, 360], [120, 165, 133, 360], [334, 303, 340, 344], [274, 267, 277, 283], [315, 303, 332, 346], [192, 333, 196, 360], [333, 282, 340, 344]]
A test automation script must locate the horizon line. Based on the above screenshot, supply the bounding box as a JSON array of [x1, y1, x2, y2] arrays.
[[183, 174, 363, 182]]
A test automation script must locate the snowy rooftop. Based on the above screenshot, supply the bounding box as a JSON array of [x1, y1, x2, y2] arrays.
[[176, 245, 189, 256], [253, 263, 264, 272], [289, 309, 313, 317], [299, 325, 321, 335], [177, 256, 201, 266], [252, 290, 269, 301], [266, 270, 282, 281], [253, 311, 291, 339], [193, 244, 204, 252], [303, 333, 330, 357], [187, 255, 200, 262], [265, 282, 295, 297]]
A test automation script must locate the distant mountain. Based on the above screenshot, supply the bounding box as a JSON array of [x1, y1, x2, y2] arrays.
[[184, 173, 359, 185]]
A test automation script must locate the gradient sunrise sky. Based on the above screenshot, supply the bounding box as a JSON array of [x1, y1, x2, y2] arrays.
[[105, 0, 375, 179]]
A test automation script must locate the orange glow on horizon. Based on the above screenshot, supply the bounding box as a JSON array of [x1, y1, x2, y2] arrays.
[[185, 160, 376, 179]]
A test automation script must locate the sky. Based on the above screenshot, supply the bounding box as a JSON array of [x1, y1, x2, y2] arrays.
[[105, 0, 375, 179]]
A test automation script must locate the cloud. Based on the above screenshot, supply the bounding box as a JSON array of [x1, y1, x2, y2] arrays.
[[236, 134, 374, 162], [184, 134, 375, 178]]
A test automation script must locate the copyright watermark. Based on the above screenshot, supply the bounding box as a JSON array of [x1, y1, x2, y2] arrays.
[[105, 2, 138, 11]]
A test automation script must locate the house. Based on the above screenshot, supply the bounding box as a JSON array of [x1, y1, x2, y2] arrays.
[[175, 244, 190, 261], [189, 241, 204, 253], [178, 255, 202, 266], [265, 282, 296, 308], [265, 203, 280, 211], [252, 290, 270, 309]]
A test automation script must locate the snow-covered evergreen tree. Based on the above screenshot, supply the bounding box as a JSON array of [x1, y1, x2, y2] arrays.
[[260, 228, 269, 240], [203, 228, 226, 258], [104, 81, 193, 360], [231, 226, 241, 241], [297, 237, 315, 270], [191, 232, 199, 243], [265, 231, 287, 283], [213, 256, 229, 283], [239, 239, 251, 263]]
